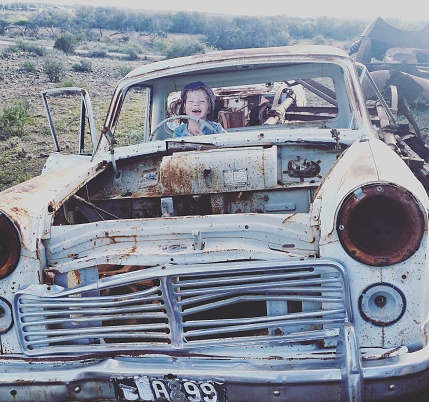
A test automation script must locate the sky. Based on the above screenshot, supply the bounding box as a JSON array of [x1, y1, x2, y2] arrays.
[[21, 0, 429, 23]]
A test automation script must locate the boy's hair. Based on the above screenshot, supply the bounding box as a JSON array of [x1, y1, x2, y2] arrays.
[[179, 81, 216, 120]]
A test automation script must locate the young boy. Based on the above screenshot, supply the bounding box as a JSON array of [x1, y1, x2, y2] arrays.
[[174, 81, 225, 137]]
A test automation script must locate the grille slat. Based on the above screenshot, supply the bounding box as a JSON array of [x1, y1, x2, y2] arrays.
[[178, 290, 343, 307], [14, 260, 350, 356], [176, 277, 341, 295], [184, 308, 346, 328], [184, 318, 347, 338], [26, 324, 171, 344], [22, 312, 167, 327]]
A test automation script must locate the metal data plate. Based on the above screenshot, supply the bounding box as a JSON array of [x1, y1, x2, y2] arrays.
[[112, 375, 228, 402]]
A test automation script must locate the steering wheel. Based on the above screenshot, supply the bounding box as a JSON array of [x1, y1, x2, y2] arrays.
[[149, 115, 217, 140]]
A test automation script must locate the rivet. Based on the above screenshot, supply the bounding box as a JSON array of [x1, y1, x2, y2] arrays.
[[273, 390, 281, 397], [388, 384, 395, 391], [74, 386, 81, 393]]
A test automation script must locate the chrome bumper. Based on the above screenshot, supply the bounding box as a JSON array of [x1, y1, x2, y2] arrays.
[[1, 323, 429, 402]]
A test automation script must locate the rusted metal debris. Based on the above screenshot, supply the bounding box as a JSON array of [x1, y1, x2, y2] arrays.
[[351, 17, 429, 109], [350, 17, 429, 78]]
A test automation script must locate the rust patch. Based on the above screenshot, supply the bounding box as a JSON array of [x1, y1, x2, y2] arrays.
[[69, 270, 81, 287], [160, 155, 196, 194]]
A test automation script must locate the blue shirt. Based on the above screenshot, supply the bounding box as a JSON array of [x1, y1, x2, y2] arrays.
[[173, 121, 225, 137]]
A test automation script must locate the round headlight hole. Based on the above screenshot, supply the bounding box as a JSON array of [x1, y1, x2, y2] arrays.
[[0, 213, 21, 279], [337, 184, 425, 266]]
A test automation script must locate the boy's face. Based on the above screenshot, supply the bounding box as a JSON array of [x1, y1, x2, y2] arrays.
[[184, 89, 210, 120]]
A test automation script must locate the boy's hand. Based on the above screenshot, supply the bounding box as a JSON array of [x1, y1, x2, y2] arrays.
[[185, 122, 204, 136], [185, 127, 204, 136]]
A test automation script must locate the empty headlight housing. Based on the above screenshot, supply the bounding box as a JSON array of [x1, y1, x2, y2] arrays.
[[0, 211, 20, 279], [336, 183, 425, 266]]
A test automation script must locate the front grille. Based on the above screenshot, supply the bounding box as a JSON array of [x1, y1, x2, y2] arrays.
[[14, 260, 351, 356]]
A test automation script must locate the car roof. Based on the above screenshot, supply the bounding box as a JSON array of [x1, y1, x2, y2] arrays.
[[122, 45, 351, 83]]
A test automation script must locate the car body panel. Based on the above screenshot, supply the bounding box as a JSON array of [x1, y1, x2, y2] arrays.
[[1, 45, 429, 401]]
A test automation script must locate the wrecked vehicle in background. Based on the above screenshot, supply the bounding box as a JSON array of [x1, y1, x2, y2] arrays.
[[349, 16, 429, 79], [350, 17, 429, 148], [1, 45, 429, 401], [350, 16, 429, 190]]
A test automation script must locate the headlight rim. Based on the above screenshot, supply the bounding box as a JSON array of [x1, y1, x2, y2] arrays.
[[336, 183, 426, 267], [0, 211, 21, 279]]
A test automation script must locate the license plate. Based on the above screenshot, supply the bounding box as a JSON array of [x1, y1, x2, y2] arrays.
[[112, 375, 228, 402]]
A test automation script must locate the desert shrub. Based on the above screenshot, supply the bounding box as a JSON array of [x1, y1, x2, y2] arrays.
[[122, 44, 142, 60], [312, 34, 328, 45], [54, 34, 76, 55], [153, 36, 208, 59], [72, 59, 92, 72], [56, 78, 81, 87], [2, 45, 17, 56], [124, 47, 139, 60], [104, 44, 124, 54], [43, 58, 66, 82], [0, 99, 33, 139], [21, 60, 37, 73], [86, 49, 107, 58], [0, 154, 32, 188], [117, 64, 133, 78], [3, 40, 46, 56], [16, 40, 46, 56], [98, 36, 111, 44]]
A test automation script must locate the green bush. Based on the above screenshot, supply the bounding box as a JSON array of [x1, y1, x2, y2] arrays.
[[154, 36, 208, 59], [21, 42, 46, 56], [98, 36, 111, 44], [2, 45, 16, 56], [122, 44, 142, 60], [124, 47, 139, 61], [117, 64, 134, 78], [3, 40, 46, 57], [312, 35, 328, 45], [21, 60, 37, 73], [0, 99, 33, 139], [108, 47, 121, 54], [86, 49, 107, 58], [0, 155, 33, 189], [54, 34, 76, 54], [56, 78, 81, 88], [72, 59, 92, 72], [43, 58, 66, 82]]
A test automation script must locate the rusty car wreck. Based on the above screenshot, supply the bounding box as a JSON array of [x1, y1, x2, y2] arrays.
[[1, 45, 429, 401], [350, 17, 429, 146]]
